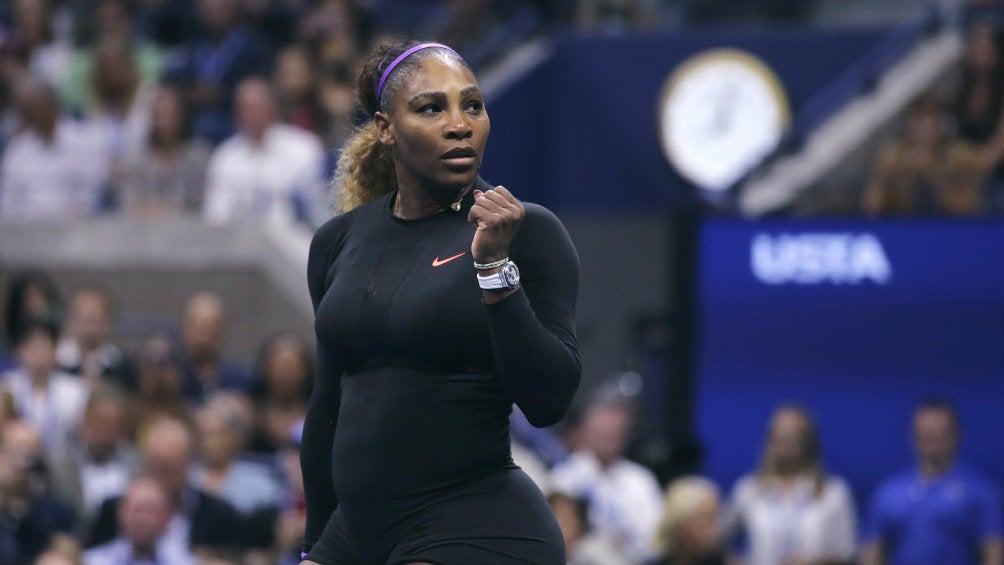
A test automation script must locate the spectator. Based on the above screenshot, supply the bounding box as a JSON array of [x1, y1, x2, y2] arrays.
[[60, 0, 165, 115], [861, 399, 1003, 565], [550, 389, 663, 562], [653, 476, 726, 565], [2, 270, 61, 359], [548, 491, 638, 565], [249, 332, 311, 454], [121, 85, 212, 218], [724, 405, 856, 565], [178, 291, 252, 404], [8, 0, 72, 88], [47, 386, 141, 534], [192, 392, 282, 515], [953, 23, 1004, 146], [1, 318, 88, 457], [273, 45, 324, 135], [161, 0, 273, 144], [863, 98, 986, 216], [81, 40, 154, 211], [87, 415, 243, 557], [56, 284, 135, 392], [132, 334, 190, 431], [317, 60, 360, 150], [203, 76, 326, 228], [83, 477, 196, 565], [0, 420, 77, 565], [297, 0, 361, 69], [0, 77, 109, 221]]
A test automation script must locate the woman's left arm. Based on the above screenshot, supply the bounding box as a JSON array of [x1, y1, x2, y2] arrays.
[[469, 188, 580, 428]]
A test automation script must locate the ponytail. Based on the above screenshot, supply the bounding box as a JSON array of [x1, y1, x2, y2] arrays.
[[332, 122, 396, 213]]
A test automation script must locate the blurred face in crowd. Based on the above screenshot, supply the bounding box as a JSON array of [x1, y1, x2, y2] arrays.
[[150, 87, 186, 147], [906, 107, 944, 149], [94, 0, 133, 41], [137, 335, 183, 399], [276, 47, 314, 103], [580, 403, 632, 467], [198, 0, 238, 36], [92, 45, 139, 105], [263, 336, 310, 401], [0, 421, 44, 495], [83, 396, 127, 463], [235, 78, 278, 142], [678, 491, 721, 557], [17, 327, 57, 381], [141, 419, 192, 502], [118, 479, 172, 550], [377, 54, 490, 198], [196, 406, 241, 469], [182, 293, 226, 362], [14, 0, 49, 45], [15, 79, 59, 139], [966, 23, 999, 73], [765, 407, 812, 473], [913, 406, 958, 474], [66, 289, 114, 351]]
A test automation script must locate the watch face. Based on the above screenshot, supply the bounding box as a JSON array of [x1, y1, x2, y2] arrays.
[[502, 261, 520, 287], [657, 49, 790, 192]]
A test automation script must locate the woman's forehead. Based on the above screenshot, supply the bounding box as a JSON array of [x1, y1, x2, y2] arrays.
[[397, 56, 478, 96]]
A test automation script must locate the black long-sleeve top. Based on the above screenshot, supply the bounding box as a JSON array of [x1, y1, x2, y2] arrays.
[[300, 178, 580, 550]]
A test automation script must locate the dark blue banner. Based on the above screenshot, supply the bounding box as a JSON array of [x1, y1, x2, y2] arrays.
[[695, 220, 1004, 509]]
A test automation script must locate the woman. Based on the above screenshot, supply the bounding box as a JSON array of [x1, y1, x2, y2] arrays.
[[120, 85, 211, 218], [300, 41, 580, 565], [724, 406, 856, 565], [652, 477, 726, 565]]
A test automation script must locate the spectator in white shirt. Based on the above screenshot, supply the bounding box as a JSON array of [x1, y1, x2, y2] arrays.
[[203, 76, 326, 229], [0, 319, 88, 457], [0, 77, 108, 221], [550, 389, 664, 562], [724, 405, 857, 565], [83, 477, 196, 565]]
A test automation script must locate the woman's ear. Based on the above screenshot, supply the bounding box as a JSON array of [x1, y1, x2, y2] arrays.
[[374, 111, 394, 146]]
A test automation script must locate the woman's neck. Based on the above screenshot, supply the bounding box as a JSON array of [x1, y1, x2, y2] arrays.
[[393, 180, 472, 219]]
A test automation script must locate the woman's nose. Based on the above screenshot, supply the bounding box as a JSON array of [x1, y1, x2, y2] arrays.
[[444, 111, 472, 139]]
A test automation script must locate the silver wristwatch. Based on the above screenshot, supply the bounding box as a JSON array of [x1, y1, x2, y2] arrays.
[[477, 260, 520, 290]]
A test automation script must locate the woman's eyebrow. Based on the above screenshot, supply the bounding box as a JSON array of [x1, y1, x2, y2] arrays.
[[409, 91, 446, 104]]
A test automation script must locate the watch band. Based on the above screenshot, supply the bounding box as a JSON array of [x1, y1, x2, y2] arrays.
[[477, 271, 509, 290], [477, 261, 520, 290], [474, 257, 509, 271]]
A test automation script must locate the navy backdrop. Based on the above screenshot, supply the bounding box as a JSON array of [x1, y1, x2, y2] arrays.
[[694, 219, 1004, 514], [479, 28, 892, 212]]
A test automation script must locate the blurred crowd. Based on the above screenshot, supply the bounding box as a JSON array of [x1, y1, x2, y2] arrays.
[[0, 0, 570, 229], [1, 269, 315, 564], [864, 6, 1004, 217], [6, 269, 999, 565]]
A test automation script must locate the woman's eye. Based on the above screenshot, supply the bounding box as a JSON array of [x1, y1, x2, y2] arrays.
[[465, 101, 483, 112], [419, 104, 440, 114]]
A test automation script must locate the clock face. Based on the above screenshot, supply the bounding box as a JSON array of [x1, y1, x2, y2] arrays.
[[658, 49, 790, 192]]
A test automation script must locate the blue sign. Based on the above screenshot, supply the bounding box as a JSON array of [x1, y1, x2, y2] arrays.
[[695, 220, 1004, 510]]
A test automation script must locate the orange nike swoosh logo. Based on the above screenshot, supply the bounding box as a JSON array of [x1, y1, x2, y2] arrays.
[[432, 252, 466, 267]]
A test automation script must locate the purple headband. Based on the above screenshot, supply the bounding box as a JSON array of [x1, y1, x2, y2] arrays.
[[376, 43, 458, 109]]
